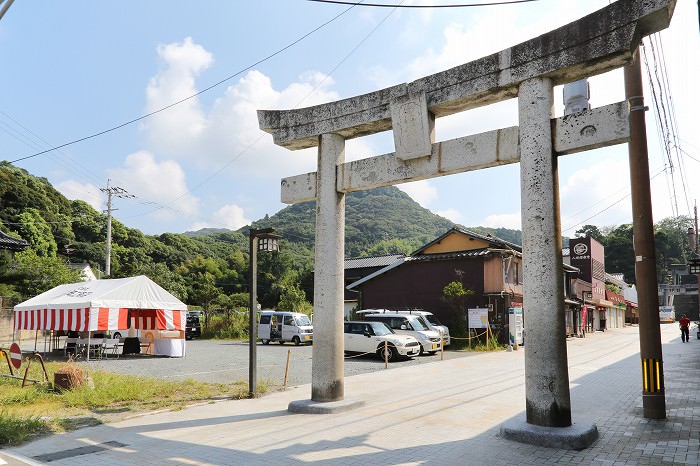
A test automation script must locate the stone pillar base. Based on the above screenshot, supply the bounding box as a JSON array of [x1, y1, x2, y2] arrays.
[[500, 417, 598, 450], [288, 398, 365, 414]]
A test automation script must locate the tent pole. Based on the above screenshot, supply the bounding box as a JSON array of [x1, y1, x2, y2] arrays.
[[87, 332, 91, 362], [34, 329, 38, 352]]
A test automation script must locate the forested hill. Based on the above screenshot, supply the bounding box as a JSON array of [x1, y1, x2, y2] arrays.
[[248, 186, 455, 257], [0, 163, 459, 305]]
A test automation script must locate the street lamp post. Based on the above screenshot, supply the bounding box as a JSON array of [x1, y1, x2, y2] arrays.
[[248, 228, 281, 397]]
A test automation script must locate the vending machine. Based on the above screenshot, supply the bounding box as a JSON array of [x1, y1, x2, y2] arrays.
[[508, 307, 524, 346]]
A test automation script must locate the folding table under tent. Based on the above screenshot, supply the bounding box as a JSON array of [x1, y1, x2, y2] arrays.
[[13, 275, 188, 358]]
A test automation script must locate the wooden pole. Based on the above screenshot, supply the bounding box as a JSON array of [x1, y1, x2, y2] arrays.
[[283, 349, 291, 390], [384, 340, 388, 368]]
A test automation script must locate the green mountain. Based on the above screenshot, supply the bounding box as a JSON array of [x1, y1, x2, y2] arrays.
[[249, 186, 455, 257]]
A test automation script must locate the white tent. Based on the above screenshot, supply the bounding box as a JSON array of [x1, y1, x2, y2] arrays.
[[14, 276, 187, 357]]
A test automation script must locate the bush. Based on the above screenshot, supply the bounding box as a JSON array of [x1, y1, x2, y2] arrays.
[[201, 311, 249, 339]]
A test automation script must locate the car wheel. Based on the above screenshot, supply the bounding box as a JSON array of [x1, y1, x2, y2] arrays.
[[261, 339, 270, 345], [113, 332, 122, 339], [292, 336, 301, 346], [185, 335, 192, 341], [377, 345, 398, 362], [418, 345, 425, 356], [279, 341, 285, 345], [428, 351, 437, 355]]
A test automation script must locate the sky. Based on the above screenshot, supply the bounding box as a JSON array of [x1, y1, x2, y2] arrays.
[[1, 0, 699, 237]]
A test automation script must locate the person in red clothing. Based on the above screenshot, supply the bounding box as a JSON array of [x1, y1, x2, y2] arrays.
[[679, 314, 691, 343]]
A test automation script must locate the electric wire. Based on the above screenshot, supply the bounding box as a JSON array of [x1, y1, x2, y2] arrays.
[[641, 40, 679, 218], [8, 1, 364, 164], [307, 0, 540, 7], [562, 167, 667, 234], [120, 0, 404, 222]]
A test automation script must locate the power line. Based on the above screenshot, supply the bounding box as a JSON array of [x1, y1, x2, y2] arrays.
[[307, 0, 539, 7], [120, 0, 404, 222], [562, 167, 667, 234], [8, 1, 364, 164]]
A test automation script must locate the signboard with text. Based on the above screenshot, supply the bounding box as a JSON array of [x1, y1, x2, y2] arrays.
[[468, 308, 489, 329]]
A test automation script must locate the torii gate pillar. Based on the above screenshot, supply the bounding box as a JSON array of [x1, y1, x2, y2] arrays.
[[518, 77, 572, 427]]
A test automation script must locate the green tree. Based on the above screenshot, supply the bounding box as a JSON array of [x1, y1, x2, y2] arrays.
[[278, 284, 313, 315], [13, 249, 81, 297], [575, 224, 605, 244], [363, 238, 413, 256], [17, 208, 57, 257]]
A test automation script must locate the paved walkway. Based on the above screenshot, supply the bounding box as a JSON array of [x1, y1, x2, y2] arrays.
[[4, 324, 699, 465]]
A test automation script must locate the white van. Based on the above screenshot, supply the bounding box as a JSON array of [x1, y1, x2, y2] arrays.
[[395, 310, 451, 346], [358, 309, 451, 346], [361, 310, 442, 355], [258, 311, 313, 346]]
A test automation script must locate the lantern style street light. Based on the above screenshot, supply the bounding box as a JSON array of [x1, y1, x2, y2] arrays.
[[248, 228, 281, 396], [688, 255, 700, 275]]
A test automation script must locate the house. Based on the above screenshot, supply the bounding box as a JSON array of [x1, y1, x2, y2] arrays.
[[67, 262, 98, 281], [344, 254, 405, 317], [347, 226, 578, 343], [0, 230, 29, 255], [659, 263, 698, 321]]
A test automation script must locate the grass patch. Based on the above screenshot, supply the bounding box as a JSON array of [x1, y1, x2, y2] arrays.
[[0, 359, 272, 447], [0, 411, 50, 446]]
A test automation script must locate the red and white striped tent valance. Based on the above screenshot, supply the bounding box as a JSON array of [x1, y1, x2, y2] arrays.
[[13, 307, 185, 332]]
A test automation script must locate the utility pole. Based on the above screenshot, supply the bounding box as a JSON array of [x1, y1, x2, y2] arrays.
[[625, 50, 666, 420], [100, 181, 133, 277]]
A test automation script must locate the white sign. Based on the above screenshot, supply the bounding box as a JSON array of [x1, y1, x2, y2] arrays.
[[468, 308, 489, 329]]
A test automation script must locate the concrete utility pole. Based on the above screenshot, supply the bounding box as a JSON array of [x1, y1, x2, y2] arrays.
[[100, 181, 132, 277], [625, 50, 666, 420]]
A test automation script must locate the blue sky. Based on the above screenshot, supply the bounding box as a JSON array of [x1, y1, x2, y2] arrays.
[[1, 0, 698, 236]]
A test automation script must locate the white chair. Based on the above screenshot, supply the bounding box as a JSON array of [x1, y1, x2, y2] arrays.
[[103, 338, 120, 359], [88, 338, 105, 359], [74, 338, 89, 358]]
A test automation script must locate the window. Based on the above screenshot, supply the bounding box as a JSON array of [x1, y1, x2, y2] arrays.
[[283, 315, 294, 325], [260, 315, 271, 324]]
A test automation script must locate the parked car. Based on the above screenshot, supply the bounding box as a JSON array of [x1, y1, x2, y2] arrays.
[[365, 309, 451, 346], [361, 310, 443, 355], [186, 312, 202, 340], [344, 321, 421, 361]]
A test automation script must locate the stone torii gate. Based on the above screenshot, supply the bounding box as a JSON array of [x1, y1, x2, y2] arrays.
[[258, 0, 675, 447]]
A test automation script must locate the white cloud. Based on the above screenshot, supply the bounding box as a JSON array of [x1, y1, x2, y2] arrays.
[[56, 180, 102, 211], [560, 157, 632, 232], [399, 180, 437, 207], [143, 37, 213, 156], [188, 203, 250, 232], [142, 37, 344, 180], [436, 208, 462, 223], [481, 211, 522, 230], [108, 151, 199, 221]]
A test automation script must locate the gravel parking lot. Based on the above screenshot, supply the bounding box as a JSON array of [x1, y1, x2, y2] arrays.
[[77, 340, 476, 388]]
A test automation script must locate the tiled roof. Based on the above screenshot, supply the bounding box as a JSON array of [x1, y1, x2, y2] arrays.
[[344, 254, 405, 269], [411, 225, 521, 256], [406, 249, 492, 262], [0, 231, 29, 251]]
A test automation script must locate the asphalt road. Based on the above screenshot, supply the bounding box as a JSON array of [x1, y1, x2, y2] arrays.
[[76, 340, 476, 388]]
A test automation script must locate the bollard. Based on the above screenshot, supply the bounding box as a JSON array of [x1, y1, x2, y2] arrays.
[[283, 349, 291, 390], [384, 340, 388, 368], [440, 331, 444, 361]]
